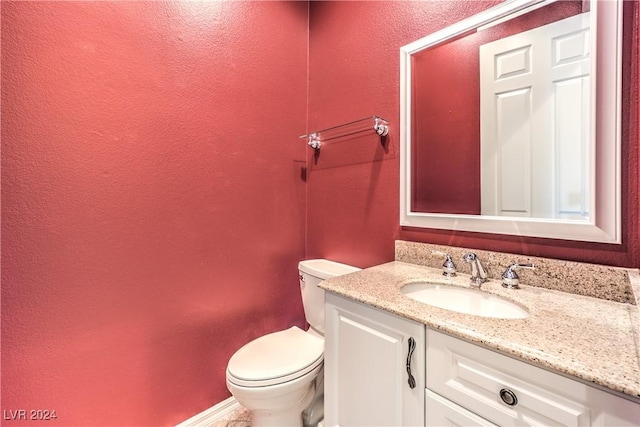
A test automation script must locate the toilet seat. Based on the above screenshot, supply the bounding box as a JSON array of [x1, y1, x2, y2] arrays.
[[227, 326, 324, 387]]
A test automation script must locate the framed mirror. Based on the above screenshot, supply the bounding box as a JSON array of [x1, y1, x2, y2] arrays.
[[399, 0, 622, 243]]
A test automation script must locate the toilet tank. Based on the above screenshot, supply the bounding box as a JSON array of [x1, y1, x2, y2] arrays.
[[298, 259, 360, 335]]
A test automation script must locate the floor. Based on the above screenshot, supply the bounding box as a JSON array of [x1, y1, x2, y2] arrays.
[[209, 406, 252, 427]]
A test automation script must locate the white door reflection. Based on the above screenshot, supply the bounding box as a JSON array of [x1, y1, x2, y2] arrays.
[[480, 13, 591, 220]]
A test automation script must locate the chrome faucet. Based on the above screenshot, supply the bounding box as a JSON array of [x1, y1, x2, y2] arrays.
[[463, 252, 488, 287]]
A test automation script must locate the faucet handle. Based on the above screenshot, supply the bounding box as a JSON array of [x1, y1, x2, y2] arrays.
[[502, 263, 535, 289], [432, 250, 456, 277]]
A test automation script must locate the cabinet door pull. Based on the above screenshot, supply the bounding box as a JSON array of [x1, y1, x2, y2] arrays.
[[406, 337, 416, 389], [499, 388, 518, 406]]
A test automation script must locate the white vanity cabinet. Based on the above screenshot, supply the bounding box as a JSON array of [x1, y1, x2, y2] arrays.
[[426, 329, 640, 427], [325, 293, 640, 427], [325, 293, 425, 427]]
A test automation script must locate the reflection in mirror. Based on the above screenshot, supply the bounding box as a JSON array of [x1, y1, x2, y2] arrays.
[[480, 11, 591, 220], [412, 2, 586, 217], [400, 0, 621, 243]]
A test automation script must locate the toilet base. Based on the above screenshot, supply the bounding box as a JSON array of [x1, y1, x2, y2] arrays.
[[227, 364, 323, 427], [241, 379, 315, 427], [302, 366, 324, 427]]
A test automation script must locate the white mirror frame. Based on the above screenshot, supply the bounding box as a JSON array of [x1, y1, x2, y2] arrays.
[[400, 0, 622, 243]]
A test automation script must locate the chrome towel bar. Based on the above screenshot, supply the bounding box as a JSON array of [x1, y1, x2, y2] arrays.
[[300, 115, 389, 150]]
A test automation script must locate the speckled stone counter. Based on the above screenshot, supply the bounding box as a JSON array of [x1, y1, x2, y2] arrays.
[[395, 240, 636, 304], [320, 260, 640, 400]]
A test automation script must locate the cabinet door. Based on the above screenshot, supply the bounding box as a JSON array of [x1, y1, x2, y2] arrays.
[[325, 293, 425, 427]]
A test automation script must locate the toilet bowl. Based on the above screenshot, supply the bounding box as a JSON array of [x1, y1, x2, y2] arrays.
[[226, 327, 324, 426], [225, 259, 360, 427]]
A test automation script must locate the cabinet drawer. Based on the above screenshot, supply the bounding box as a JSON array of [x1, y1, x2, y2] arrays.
[[427, 329, 640, 426], [427, 389, 497, 427]]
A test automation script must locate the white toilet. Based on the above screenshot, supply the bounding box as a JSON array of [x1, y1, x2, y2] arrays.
[[225, 259, 360, 427]]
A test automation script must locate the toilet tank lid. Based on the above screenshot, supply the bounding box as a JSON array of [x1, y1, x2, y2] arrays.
[[298, 259, 361, 280]]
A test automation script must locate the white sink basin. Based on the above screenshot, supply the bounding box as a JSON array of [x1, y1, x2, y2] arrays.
[[401, 282, 529, 319]]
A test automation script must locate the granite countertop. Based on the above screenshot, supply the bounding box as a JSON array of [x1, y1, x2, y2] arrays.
[[320, 261, 640, 400]]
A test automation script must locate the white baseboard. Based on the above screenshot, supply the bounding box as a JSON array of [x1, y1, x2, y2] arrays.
[[176, 396, 241, 427]]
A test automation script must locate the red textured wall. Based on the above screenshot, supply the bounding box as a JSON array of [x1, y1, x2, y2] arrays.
[[307, 1, 640, 268], [2, 2, 639, 426], [1, 2, 307, 426]]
